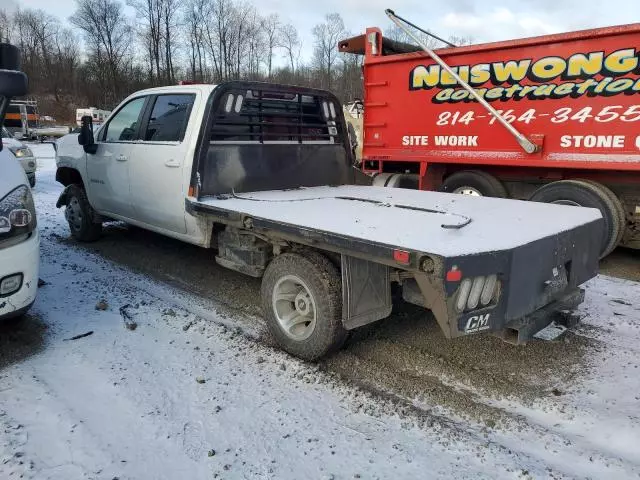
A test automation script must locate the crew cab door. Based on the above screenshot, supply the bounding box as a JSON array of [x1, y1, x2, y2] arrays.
[[86, 96, 147, 218], [128, 93, 196, 234]]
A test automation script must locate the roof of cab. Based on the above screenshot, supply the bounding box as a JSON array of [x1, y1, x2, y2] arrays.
[[125, 83, 219, 98]]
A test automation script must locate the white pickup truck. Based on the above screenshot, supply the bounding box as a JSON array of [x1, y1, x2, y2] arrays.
[[55, 82, 603, 360]]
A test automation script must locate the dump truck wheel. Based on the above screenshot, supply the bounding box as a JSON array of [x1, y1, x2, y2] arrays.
[[65, 185, 102, 242], [440, 170, 508, 197], [261, 252, 347, 361], [528, 180, 619, 258], [577, 180, 626, 250]]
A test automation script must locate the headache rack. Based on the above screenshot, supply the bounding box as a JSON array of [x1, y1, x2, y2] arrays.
[[191, 81, 355, 197], [210, 87, 341, 144]]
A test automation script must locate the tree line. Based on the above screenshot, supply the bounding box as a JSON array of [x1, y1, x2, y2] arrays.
[[0, 0, 466, 123]]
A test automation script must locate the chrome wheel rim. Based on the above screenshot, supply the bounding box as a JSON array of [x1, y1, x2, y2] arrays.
[[272, 275, 316, 341], [453, 186, 482, 196], [66, 197, 83, 231]]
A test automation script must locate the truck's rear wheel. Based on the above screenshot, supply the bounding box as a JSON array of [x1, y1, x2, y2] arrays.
[[529, 180, 620, 257], [439, 170, 508, 197], [65, 185, 102, 242], [261, 252, 347, 361]]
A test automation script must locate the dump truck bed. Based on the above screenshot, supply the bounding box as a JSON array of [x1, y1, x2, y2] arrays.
[[190, 185, 602, 257]]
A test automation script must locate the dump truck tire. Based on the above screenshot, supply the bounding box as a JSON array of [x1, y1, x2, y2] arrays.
[[529, 180, 619, 258], [261, 252, 347, 361], [440, 170, 508, 198], [577, 180, 626, 250], [65, 185, 102, 242]]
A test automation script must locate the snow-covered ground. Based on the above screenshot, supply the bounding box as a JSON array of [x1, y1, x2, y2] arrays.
[[1, 144, 639, 479]]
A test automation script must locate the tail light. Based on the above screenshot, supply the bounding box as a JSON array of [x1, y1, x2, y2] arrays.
[[455, 274, 500, 312]]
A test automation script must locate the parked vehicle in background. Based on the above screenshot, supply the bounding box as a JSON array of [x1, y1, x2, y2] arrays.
[[76, 107, 111, 127], [0, 149, 39, 321], [340, 19, 640, 257], [54, 81, 603, 360], [0, 42, 39, 322], [33, 124, 72, 141], [2, 127, 37, 187], [5, 99, 38, 140]]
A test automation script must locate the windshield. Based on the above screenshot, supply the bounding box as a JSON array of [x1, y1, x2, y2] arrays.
[[1, 126, 12, 138]]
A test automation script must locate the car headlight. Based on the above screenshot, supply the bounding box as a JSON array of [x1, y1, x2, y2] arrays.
[[9, 146, 34, 158], [0, 186, 37, 241]]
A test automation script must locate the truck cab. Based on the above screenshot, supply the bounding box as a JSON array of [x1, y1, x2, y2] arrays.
[[57, 84, 212, 243]]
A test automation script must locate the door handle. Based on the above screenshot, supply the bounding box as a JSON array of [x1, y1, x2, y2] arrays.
[[165, 159, 181, 168], [116, 154, 127, 162]]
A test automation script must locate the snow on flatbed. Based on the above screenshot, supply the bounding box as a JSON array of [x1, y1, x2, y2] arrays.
[[195, 185, 602, 256]]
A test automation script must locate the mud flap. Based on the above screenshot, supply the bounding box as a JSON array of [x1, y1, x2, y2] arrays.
[[341, 255, 392, 329]]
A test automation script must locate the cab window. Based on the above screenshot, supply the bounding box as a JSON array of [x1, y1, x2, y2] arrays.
[[144, 94, 195, 142], [104, 97, 146, 142]]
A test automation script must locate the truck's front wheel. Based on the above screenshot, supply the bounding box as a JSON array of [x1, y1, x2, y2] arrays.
[[261, 252, 347, 361], [65, 185, 102, 242]]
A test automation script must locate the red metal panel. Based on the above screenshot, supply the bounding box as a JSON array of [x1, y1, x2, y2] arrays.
[[362, 24, 640, 172]]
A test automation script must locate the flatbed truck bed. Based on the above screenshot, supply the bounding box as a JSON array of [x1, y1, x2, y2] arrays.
[[190, 185, 600, 257]]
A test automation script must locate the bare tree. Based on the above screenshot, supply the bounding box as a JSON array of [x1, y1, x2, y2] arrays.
[[232, 2, 257, 79], [201, 0, 236, 80], [3, 2, 388, 119], [160, 0, 179, 83], [312, 13, 347, 89], [260, 13, 279, 79], [0, 9, 11, 42], [244, 9, 264, 78], [70, 0, 133, 101], [184, 0, 207, 81], [279, 23, 300, 73], [127, 0, 162, 82]]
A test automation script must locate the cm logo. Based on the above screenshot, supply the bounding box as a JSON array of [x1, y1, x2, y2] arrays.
[[465, 313, 491, 333]]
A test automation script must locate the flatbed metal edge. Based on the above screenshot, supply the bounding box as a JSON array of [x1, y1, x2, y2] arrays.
[[185, 197, 448, 272]]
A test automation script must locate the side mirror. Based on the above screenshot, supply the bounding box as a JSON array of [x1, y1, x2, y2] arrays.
[[78, 115, 98, 154]]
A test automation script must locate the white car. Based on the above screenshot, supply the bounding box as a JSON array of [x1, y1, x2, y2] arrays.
[[0, 147, 39, 321], [2, 126, 37, 187]]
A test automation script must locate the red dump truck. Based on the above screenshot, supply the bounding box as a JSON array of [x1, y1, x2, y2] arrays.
[[340, 18, 640, 257]]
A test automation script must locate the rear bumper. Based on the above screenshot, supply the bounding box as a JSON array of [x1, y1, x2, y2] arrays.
[[406, 214, 600, 343], [496, 287, 584, 344]]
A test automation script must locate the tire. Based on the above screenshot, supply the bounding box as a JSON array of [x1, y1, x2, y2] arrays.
[[439, 170, 508, 198], [28, 175, 35, 188], [528, 180, 619, 258], [577, 180, 626, 250], [65, 185, 102, 242], [261, 251, 347, 361]]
